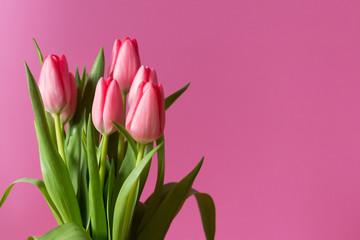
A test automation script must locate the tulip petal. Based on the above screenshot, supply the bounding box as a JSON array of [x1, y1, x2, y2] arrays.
[[112, 38, 141, 94], [59, 55, 71, 107], [103, 80, 123, 134], [129, 83, 160, 144], [60, 73, 77, 123], [45, 55, 66, 113], [108, 39, 121, 77], [156, 84, 165, 136], [92, 77, 106, 134]]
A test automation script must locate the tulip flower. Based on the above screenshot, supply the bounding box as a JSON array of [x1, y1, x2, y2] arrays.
[[60, 73, 77, 123], [126, 80, 165, 144], [108, 37, 141, 94], [92, 77, 124, 135], [38, 54, 71, 114], [128, 66, 158, 107]]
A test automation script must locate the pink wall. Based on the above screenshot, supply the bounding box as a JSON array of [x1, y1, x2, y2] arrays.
[[1, 0, 360, 239]]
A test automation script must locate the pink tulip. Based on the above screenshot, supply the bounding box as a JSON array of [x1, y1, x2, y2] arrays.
[[108, 37, 141, 94], [38, 54, 71, 114], [60, 73, 77, 123], [126, 81, 165, 144], [92, 77, 124, 135], [128, 66, 158, 107]]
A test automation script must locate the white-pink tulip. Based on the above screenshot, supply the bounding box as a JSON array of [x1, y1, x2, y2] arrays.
[[60, 73, 77, 123]]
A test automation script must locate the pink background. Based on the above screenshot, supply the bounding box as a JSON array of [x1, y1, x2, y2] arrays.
[[1, 0, 360, 239]]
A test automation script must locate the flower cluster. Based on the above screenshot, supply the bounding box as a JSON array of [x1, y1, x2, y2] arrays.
[[0, 37, 215, 240]]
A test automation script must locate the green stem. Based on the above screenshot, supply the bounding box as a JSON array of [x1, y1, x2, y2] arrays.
[[136, 144, 145, 165], [53, 114, 66, 164], [99, 134, 110, 189], [120, 143, 145, 240], [117, 92, 127, 173]]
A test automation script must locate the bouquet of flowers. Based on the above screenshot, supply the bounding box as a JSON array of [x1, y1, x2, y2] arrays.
[[0, 38, 216, 240]]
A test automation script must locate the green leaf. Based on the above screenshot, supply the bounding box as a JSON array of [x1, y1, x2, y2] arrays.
[[112, 142, 164, 240], [78, 131, 90, 229], [0, 178, 63, 224], [129, 201, 147, 239], [32, 38, 44, 65], [45, 112, 57, 148], [110, 142, 135, 231], [111, 121, 138, 157], [105, 161, 116, 240], [65, 130, 81, 194], [107, 132, 119, 165], [27, 223, 91, 240], [144, 184, 216, 240], [138, 136, 165, 229], [136, 158, 204, 240], [138, 142, 154, 198], [165, 82, 190, 110], [86, 116, 107, 240], [192, 192, 216, 240], [77, 47, 103, 127], [25, 62, 82, 226], [89, 46, 105, 85]]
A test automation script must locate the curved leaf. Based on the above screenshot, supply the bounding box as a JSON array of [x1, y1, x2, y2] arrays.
[[0, 178, 63, 224], [136, 158, 204, 240], [112, 142, 164, 240], [192, 192, 216, 240], [165, 82, 190, 110], [27, 223, 91, 240], [111, 121, 138, 156], [32, 38, 43, 65]]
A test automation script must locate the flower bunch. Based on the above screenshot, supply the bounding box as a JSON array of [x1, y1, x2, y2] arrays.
[[0, 38, 215, 240]]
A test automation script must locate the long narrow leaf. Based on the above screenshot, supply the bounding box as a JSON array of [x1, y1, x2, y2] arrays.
[[0, 178, 63, 224], [112, 142, 164, 240], [86, 116, 107, 240], [105, 161, 116, 240], [165, 82, 190, 110], [136, 158, 204, 240], [110, 142, 136, 232], [32, 38, 43, 65]]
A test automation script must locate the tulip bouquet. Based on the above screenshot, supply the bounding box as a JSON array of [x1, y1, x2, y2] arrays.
[[0, 38, 215, 240]]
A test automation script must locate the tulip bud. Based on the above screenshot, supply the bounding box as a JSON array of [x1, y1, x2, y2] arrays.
[[38, 54, 71, 114], [128, 66, 158, 107], [92, 77, 124, 135], [108, 37, 141, 94], [126, 80, 165, 144], [60, 73, 77, 123]]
